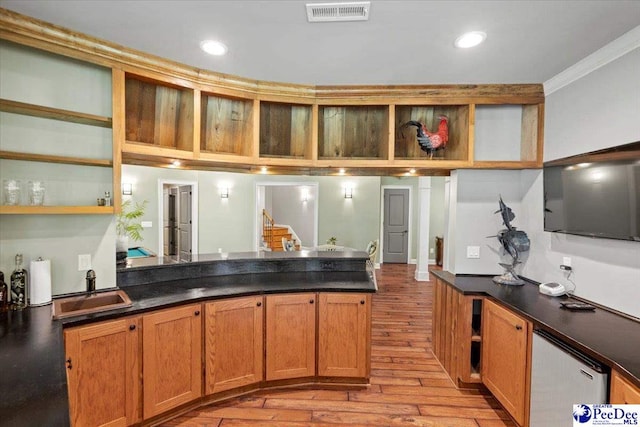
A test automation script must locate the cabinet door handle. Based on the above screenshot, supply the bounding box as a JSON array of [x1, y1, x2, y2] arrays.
[[309, 299, 314, 304], [360, 300, 365, 305], [129, 324, 136, 331], [256, 302, 262, 307], [515, 325, 523, 330], [66, 358, 72, 370], [194, 310, 200, 316]]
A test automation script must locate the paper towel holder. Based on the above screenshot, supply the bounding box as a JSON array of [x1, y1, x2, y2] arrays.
[[30, 257, 52, 306]]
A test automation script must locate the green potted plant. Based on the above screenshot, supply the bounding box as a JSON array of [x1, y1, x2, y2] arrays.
[[326, 236, 337, 246], [116, 199, 147, 265]]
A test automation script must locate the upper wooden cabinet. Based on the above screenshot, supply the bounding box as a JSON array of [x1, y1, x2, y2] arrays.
[[0, 9, 545, 176], [482, 299, 531, 427], [201, 92, 254, 158], [119, 80, 543, 174], [125, 74, 194, 152], [260, 101, 312, 160], [318, 105, 389, 161], [64, 316, 141, 427], [394, 104, 469, 162]]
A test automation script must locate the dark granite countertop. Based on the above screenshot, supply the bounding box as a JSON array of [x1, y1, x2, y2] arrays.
[[432, 270, 640, 388], [0, 254, 374, 427], [69, 270, 376, 327]]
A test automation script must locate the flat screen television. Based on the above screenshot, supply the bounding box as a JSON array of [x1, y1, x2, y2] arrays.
[[543, 141, 640, 242]]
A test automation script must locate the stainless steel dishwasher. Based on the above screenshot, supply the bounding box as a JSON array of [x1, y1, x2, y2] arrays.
[[530, 329, 609, 426]]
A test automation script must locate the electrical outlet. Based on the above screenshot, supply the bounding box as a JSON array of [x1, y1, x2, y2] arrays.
[[430, 247, 434, 254], [466, 246, 480, 259], [78, 254, 92, 271], [563, 257, 572, 267], [141, 221, 152, 228]]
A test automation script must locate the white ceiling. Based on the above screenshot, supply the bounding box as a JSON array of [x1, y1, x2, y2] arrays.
[[1, 0, 639, 86]]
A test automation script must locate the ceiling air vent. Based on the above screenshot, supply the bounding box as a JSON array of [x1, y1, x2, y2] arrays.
[[306, 2, 370, 22]]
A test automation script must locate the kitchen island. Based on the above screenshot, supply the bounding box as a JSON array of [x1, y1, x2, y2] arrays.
[[0, 250, 375, 427]]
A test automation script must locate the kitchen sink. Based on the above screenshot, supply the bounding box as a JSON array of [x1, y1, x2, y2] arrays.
[[52, 289, 132, 320]]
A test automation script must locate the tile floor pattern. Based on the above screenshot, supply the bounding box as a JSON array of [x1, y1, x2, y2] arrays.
[[163, 264, 515, 427]]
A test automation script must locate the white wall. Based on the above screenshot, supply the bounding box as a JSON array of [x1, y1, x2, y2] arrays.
[[0, 40, 115, 295], [122, 166, 382, 254], [452, 169, 531, 275], [429, 177, 446, 261], [544, 48, 640, 160], [446, 43, 640, 318], [268, 185, 317, 246], [317, 176, 381, 252], [522, 47, 640, 317]]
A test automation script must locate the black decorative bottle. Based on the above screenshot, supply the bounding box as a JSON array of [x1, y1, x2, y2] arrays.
[[10, 254, 28, 310], [0, 271, 9, 312]]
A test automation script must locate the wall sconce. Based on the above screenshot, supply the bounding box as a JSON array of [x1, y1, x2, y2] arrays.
[[122, 182, 133, 195], [220, 187, 229, 199], [344, 187, 353, 199]]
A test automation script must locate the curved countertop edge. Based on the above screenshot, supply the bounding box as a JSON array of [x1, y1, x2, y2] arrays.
[[432, 270, 640, 388], [64, 270, 376, 328]]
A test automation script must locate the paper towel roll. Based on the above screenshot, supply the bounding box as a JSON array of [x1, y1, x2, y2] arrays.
[[30, 258, 52, 306]]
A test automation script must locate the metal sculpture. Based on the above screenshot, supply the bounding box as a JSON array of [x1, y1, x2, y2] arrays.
[[491, 196, 530, 286]]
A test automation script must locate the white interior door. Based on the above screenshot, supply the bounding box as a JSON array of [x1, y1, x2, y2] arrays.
[[178, 185, 192, 260]]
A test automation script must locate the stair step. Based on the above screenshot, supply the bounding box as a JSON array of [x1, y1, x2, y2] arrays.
[[270, 228, 291, 236]]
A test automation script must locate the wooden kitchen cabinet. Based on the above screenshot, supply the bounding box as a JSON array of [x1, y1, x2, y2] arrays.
[[482, 299, 531, 427], [142, 304, 202, 419], [205, 296, 264, 394], [610, 370, 640, 404], [318, 293, 371, 378], [265, 293, 316, 380], [125, 73, 194, 152], [432, 278, 483, 386], [64, 316, 141, 427]]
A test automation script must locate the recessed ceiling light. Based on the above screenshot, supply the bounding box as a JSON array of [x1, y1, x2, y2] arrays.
[[454, 31, 486, 48], [200, 40, 228, 56]]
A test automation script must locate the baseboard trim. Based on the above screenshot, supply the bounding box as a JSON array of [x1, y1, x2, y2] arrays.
[[414, 270, 430, 282]]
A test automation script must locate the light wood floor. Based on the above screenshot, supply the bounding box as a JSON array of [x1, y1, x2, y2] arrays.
[[163, 264, 515, 427]]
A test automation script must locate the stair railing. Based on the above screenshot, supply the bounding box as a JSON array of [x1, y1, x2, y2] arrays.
[[262, 209, 274, 249]]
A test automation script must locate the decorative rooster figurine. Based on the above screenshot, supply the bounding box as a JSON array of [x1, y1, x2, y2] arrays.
[[401, 115, 449, 158]]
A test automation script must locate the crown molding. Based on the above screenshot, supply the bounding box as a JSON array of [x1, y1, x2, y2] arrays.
[[544, 25, 640, 96]]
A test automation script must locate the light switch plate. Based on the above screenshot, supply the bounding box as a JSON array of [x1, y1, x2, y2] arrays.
[[141, 221, 152, 228], [466, 246, 480, 259], [78, 254, 92, 271]]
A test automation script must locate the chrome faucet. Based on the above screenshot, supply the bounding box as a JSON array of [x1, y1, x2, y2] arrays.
[[86, 270, 96, 294]]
